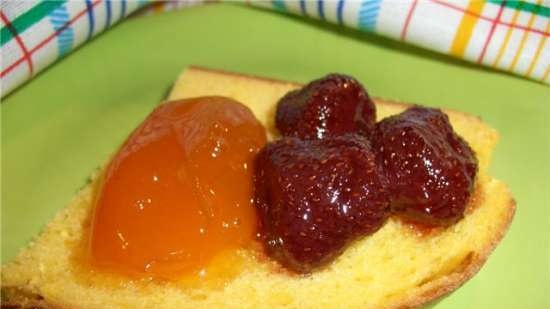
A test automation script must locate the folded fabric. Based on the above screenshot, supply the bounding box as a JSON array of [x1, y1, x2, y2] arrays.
[[1, 1, 548, 98], [0, 0, 151, 97], [253, 0, 549, 85]]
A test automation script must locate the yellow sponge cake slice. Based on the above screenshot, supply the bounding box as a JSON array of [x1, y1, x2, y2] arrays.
[[1, 67, 515, 309]]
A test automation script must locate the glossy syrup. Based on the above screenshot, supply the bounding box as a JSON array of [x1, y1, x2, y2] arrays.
[[89, 97, 266, 280]]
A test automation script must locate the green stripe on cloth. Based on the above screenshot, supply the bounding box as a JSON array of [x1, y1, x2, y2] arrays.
[[272, 0, 287, 11], [487, 0, 550, 18], [1, 0, 67, 46]]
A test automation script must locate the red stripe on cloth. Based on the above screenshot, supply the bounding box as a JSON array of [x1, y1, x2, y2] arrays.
[[0, 11, 34, 77], [1, 52, 27, 78], [431, 0, 550, 37], [1, 0, 102, 79], [477, 1, 506, 63], [401, 0, 419, 41]]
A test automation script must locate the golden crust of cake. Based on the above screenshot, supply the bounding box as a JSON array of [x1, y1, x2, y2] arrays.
[[1, 67, 515, 309]]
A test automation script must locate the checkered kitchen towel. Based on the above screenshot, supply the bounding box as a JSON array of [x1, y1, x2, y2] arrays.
[[254, 0, 550, 83], [1, 1, 549, 97], [1, 0, 151, 97]]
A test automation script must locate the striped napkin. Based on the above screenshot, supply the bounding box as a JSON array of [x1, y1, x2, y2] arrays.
[[253, 0, 550, 84], [1, 0, 150, 97], [1, 1, 549, 97]]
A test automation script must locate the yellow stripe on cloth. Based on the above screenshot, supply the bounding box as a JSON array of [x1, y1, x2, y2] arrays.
[[509, 0, 543, 71], [542, 66, 550, 83], [526, 20, 550, 77], [492, 2, 523, 68], [450, 0, 485, 57]]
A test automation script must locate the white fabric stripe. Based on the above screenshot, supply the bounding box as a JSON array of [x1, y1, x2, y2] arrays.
[[283, 1, 303, 15], [375, 1, 411, 40], [498, 28, 524, 69], [0, 1, 39, 22], [405, 0, 463, 53], [322, 0, 339, 24], [19, 18, 55, 73], [513, 31, 542, 75], [343, 0, 361, 29], [480, 22, 508, 66]]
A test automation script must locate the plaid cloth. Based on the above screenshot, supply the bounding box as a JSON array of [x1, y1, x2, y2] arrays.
[[1, 1, 549, 97], [254, 0, 550, 84], [1, 0, 150, 97]]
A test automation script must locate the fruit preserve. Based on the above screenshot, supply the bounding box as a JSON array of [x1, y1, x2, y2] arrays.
[[89, 97, 266, 279], [255, 74, 478, 273]]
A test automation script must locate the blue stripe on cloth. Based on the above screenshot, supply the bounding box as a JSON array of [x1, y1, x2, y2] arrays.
[[50, 9, 69, 17], [272, 0, 286, 11], [317, 0, 325, 20], [358, 0, 381, 31], [105, 0, 112, 28], [360, 12, 378, 19], [359, 0, 380, 9], [49, 4, 74, 57], [337, 0, 345, 25], [299, 0, 307, 16], [120, 0, 126, 19], [84, 0, 95, 40]]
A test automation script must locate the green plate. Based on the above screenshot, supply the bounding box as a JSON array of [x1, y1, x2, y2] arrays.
[[2, 4, 549, 308]]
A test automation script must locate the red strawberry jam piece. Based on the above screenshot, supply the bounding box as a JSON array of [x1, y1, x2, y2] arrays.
[[372, 106, 478, 226], [276, 74, 376, 139], [254, 135, 389, 273]]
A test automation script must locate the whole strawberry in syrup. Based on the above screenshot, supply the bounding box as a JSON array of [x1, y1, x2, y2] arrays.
[[276, 74, 376, 139], [372, 106, 478, 226], [257, 72, 479, 274], [255, 135, 390, 273]]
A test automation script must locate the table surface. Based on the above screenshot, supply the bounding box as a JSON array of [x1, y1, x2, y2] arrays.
[[2, 4, 549, 308]]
